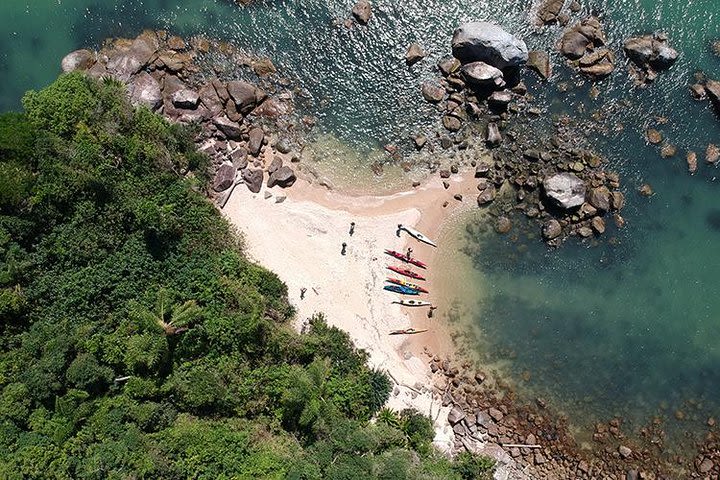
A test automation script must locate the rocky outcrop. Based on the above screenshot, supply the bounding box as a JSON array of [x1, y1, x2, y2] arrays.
[[624, 33, 678, 84], [559, 17, 614, 78], [543, 173, 586, 209], [451, 22, 528, 69], [127, 72, 163, 109], [61, 49, 95, 73]]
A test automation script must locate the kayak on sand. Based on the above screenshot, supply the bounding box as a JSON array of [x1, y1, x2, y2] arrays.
[[398, 224, 437, 248], [383, 285, 420, 295], [386, 277, 429, 293], [384, 250, 427, 269], [387, 265, 426, 281], [392, 299, 432, 307], [389, 328, 428, 335]]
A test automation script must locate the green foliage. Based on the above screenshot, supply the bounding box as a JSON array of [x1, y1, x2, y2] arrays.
[[452, 451, 497, 480], [0, 75, 487, 480]]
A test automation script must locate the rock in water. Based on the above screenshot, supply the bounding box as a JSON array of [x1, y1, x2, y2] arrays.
[[543, 173, 586, 209], [461, 62, 505, 88], [421, 82, 445, 103], [267, 166, 297, 188], [687, 151, 698, 174], [527, 50, 552, 79], [624, 34, 678, 70], [451, 22, 528, 69], [537, 0, 565, 24], [127, 72, 162, 110], [61, 49, 94, 72], [706, 144, 719, 164], [405, 43, 426, 66], [542, 219, 562, 240], [352, 0, 372, 25], [213, 162, 237, 192], [705, 80, 720, 104]]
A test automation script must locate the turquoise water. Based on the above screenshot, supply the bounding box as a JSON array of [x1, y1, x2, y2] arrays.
[[2, 0, 720, 450]]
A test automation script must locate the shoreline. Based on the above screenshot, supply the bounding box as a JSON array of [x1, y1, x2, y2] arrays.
[[221, 168, 483, 451]]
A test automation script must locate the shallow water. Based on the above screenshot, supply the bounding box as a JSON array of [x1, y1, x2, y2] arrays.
[[2, 0, 720, 453]]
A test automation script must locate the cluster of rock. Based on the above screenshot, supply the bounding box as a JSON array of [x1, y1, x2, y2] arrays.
[[690, 75, 720, 110], [558, 17, 615, 78], [61, 30, 301, 202], [535, 0, 582, 26], [416, 21, 626, 245], [426, 352, 685, 479], [624, 33, 679, 84]]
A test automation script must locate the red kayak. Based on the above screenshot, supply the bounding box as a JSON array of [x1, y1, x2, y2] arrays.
[[387, 266, 426, 281], [384, 250, 427, 269], [386, 277, 429, 293]]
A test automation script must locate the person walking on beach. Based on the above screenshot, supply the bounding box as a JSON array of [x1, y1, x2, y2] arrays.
[[300, 287, 307, 299], [341, 242, 347, 255], [406, 246, 413, 260], [349, 222, 355, 236], [427, 305, 437, 318]]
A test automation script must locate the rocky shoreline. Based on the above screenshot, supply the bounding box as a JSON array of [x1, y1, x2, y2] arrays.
[[57, 3, 720, 477]]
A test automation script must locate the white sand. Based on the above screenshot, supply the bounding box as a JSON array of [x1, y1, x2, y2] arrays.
[[222, 174, 481, 451]]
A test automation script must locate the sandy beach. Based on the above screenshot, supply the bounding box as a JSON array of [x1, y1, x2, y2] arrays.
[[221, 170, 483, 450]]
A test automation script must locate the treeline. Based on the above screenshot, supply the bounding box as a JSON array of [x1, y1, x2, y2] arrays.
[[0, 74, 493, 479]]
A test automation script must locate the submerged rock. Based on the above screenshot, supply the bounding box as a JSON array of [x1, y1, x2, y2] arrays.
[[543, 173, 586, 209], [451, 22, 528, 69]]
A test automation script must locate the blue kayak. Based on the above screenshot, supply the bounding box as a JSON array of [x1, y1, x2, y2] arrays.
[[384, 284, 420, 295]]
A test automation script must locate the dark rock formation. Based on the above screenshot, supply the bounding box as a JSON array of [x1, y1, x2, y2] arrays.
[[559, 17, 614, 78], [242, 168, 264, 193], [624, 33, 678, 84], [527, 50, 552, 80], [247, 127, 264, 156], [213, 162, 237, 192], [268, 166, 297, 188]]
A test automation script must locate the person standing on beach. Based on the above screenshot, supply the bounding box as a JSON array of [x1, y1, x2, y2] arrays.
[[341, 242, 347, 255], [396, 224, 403, 237], [427, 306, 437, 318], [406, 247, 413, 260], [300, 287, 307, 299], [349, 222, 355, 236]]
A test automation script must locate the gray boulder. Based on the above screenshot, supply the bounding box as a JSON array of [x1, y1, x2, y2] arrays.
[[213, 162, 237, 192], [61, 49, 94, 73], [461, 61, 505, 88], [267, 166, 297, 188], [543, 173, 586, 209], [242, 168, 264, 193], [451, 22, 528, 69], [127, 72, 162, 110]]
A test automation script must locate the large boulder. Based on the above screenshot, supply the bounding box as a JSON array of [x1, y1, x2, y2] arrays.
[[226, 80, 267, 115], [461, 61, 505, 88], [527, 50, 552, 79], [105, 32, 159, 82], [61, 49, 95, 73], [171, 88, 200, 109], [213, 116, 244, 140], [242, 168, 264, 193], [543, 173, 586, 209], [624, 34, 678, 71], [405, 43, 426, 66], [127, 72, 162, 110], [421, 82, 445, 103], [267, 166, 297, 188], [451, 22, 528, 69], [213, 162, 237, 192]]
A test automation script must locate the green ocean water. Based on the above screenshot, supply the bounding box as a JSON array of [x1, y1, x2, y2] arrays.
[[1, 0, 720, 450]]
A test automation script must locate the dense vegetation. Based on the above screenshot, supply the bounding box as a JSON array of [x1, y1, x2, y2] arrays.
[[0, 73, 494, 479]]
